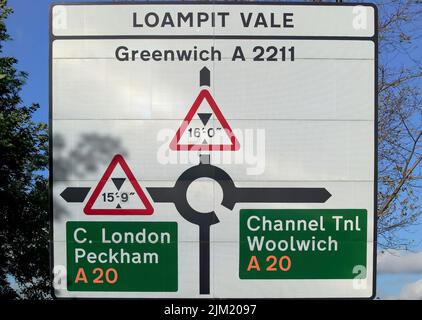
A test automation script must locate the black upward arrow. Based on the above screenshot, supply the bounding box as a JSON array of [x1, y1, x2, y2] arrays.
[[60, 187, 91, 203], [200, 67, 210, 87]]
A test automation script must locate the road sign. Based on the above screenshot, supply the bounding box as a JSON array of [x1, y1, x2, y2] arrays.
[[83, 154, 154, 215], [51, 2, 377, 299], [169, 85, 241, 151]]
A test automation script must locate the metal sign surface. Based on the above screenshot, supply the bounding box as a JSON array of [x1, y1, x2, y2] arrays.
[[50, 2, 377, 299]]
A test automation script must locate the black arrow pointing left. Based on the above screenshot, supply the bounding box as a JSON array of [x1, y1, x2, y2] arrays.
[[60, 187, 91, 203]]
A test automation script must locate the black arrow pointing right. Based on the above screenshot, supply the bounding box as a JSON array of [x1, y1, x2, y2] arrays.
[[60, 187, 91, 203], [221, 187, 332, 210]]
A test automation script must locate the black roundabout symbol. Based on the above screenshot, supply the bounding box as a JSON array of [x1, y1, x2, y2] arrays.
[[147, 155, 331, 295]]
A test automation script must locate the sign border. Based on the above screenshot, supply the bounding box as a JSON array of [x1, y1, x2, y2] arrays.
[[49, 0, 378, 300]]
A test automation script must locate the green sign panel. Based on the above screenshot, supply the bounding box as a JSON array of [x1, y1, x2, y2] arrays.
[[66, 221, 178, 292], [239, 209, 367, 279]]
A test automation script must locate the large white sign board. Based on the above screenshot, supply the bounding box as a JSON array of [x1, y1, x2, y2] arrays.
[[51, 2, 377, 299]]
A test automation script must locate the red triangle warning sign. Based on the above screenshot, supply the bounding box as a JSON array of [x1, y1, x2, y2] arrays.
[[170, 89, 240, 151], [84, 154, 154, 215]]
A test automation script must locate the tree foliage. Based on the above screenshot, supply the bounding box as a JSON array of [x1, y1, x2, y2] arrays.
[[376, 0, 422, 249], [0, 0, 49, 299]]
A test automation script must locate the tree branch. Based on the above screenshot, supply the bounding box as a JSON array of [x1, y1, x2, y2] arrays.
[[378, 131, 422, 218]]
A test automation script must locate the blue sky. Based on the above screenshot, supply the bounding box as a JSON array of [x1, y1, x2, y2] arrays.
[[4, 0, 422, 299]]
